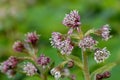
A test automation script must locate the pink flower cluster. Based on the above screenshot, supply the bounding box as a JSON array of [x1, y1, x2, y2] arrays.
[[13, 41, 25, 52], [78, 36, 97, 51], [0, 56, 18, 77], [13, 31, 40, 53], [37, 54, 50, 67], [62, 10, 81, 28], [50, 32, 73, 55], [50, 32, 62, 48], [25, 31, 40, 45], [23, 62, 37, 76], [94, 47, 110, 63], [100, 24, 111, 41]]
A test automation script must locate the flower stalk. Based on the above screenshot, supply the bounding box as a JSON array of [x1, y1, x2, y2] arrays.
[[82, 51, 91, 80], [41, 73, 47, 80]]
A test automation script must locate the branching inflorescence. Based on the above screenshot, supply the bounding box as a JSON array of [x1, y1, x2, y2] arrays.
[[0, 10, 113, 80]]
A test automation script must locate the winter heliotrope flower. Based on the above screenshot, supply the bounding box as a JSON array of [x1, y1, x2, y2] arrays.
[[94, 47, 110, 63], [23, 62, 37, 76], [63, 10, 81, 28]]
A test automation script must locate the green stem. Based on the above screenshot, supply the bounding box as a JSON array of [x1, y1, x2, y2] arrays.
[[84, 28, 95, 36], [41, 73, 47, 80], [82, 51, 91, 80]]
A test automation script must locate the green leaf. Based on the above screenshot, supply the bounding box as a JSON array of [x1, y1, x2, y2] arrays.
[[71, 34, 81, 39], [84, 28, 95, 36], [23, 76, 40, 80]]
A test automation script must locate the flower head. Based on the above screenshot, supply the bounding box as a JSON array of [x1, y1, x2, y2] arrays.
[[50, 32, 74, 55], [63, 10, 81, 28], [23, 62, 37, 76], [94, 47, 110, 63], [59, 38, 74, 55], [50, 32, 62, 48], [25, 31, 40, 45], [0, 56, 18, 73], [6, 69, 16, 78], [78, 36, 97, 50], [61, 68, 70, 77], [51, 67, 70, 79], [0, 57, 18, 78], [13, 41, 25, 52], [37, 54, 50, 67], [101, 24, 111, 41], [51, 67, 62, 79]]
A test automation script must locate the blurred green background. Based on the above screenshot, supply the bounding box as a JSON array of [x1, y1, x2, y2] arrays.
[[0, 0, 120, 80]]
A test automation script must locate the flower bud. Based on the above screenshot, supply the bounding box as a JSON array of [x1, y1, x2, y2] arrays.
[[101, 24, 111, 41], [70, 74, 76, 80], [25, 31, 39, 45], [96, 24, 111, 41], [103, 71, 111, 78], [62, 68, 70, 77], [96, 74, 103, 80], [67, 60, 74, 68], [13, 41, 25, 52]]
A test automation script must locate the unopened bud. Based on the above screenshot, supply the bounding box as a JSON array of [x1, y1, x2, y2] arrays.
[[13, 41, 25, 52], [103, 71, 111, 78], [67, 61, 74, 68], [25, 31, 39, 46], [96, 74, 103, 80], [70, 74, 76, 80]]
